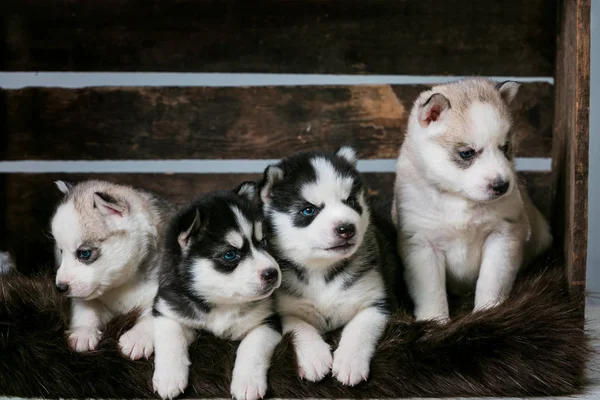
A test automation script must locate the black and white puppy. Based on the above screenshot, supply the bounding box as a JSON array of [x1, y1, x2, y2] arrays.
[[258, 147, 397, 386], [152, 184, 282, 400]]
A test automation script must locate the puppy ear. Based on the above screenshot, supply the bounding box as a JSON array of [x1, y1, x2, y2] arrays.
[[93, 192, 128, 217], [178, 208, 201, 249], [235, 181, 257, 202], [418, 93, 451, 128], [55, 180, 73, 194], [496, 80, 521, 104], [259, 165, 284, 204], [336, 146, 358, 167]]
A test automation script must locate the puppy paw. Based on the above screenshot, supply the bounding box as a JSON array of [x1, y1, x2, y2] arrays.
[[153, 360, 189, 399], [294, 336, 332, 382], [119, 326, 154, 360], [414, 309, 450, 323], [474, 293, 506, 312], [230, 367, 267, 400], [332, 345, 371, 386], [67, 328, 102, 352]]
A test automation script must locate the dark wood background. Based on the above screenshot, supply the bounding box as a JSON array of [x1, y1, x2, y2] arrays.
[[552, 0, 591, 298], [1, 83, 553, 161], [1, 0, 555, 75]]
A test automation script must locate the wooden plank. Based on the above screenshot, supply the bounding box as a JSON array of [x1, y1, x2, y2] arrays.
[[551, 0, 590, 296], [1, 0, 555, 75], [0, 171, 552, 274], [2, 83, 553, 160]]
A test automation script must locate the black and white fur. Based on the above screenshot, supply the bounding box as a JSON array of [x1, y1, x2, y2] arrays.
[[152, 184, 282, 400], [258, 147, 397, 386]]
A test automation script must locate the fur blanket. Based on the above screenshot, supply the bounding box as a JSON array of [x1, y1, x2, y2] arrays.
[[0, 264, 591, 398]]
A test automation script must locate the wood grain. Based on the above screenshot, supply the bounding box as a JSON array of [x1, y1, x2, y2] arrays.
[[551, 0, 590, 297], [1, 0, 555, 75], [0, 172, 552, 274], [2, 83, 553, 160]]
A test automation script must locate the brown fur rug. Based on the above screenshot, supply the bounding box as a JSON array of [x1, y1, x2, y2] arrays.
[[0, 264, 591, 398]]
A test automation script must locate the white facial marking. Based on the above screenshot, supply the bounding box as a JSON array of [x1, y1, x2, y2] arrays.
[[303, 158, 353, 205], [468, 102, 510, 146], [226, 230, 244, 249], [254, 221, 264, 241], [231, 206, 253, 239]]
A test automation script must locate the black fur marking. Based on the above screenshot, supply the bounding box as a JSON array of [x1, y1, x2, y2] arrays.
[[173, 193, 258, 276], [343, 196, 363, 215], [342, 260, 375, 290], [291, 203, 321, 228], [157, 285, 212, 321], [279, 259, 309, 285], [500, 138, 514, 161], [262, 313, 282, 334], [323, 259, 351, 284], [370, 298, 391, 316]]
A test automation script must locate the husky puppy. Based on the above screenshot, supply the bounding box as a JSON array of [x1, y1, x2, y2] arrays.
[[392, 78, 552, 322], [258, 147, 396, 386], [51, 180, 174, 359], [152, 183, 282, 400]]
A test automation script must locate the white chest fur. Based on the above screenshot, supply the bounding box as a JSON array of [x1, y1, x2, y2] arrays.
[[398, 179, 525, 290], [277, 268, 383, 332], [203, 302, 272, 340], [156, 297, 272, 341], [100, 278, 158, 314]]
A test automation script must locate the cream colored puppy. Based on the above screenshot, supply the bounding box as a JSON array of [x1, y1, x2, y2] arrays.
[[393, 78, 552, 321], [52, 180, 174, 358]]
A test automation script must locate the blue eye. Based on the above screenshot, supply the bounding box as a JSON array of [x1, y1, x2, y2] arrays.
[[77, 250, 91, 260], [223, 250, 238, 261], [301, 207, 316, 216], [459, 149, 475, 160]]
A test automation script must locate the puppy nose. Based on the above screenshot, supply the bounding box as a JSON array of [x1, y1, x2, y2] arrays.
[[490, 180, 510, 195], [56, 282, 69, 294], [335, 223, 356, 239], [260, 268, 279, 284], [489, 179, 510, 196]]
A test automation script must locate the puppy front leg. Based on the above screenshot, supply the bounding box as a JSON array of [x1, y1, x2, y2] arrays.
[[332, 304, 388, 386], [474, 231, 523, 311], [284, 316, 332, 382], [119, 310, 154, 360], [152, 315, 196, 400], [230, 321, 282, 400], [402, 241, 448, 321], [67, 299, 110, 352]]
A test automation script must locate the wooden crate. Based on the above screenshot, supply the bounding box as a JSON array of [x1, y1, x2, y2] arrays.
[[0, 0, 590, 305]]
